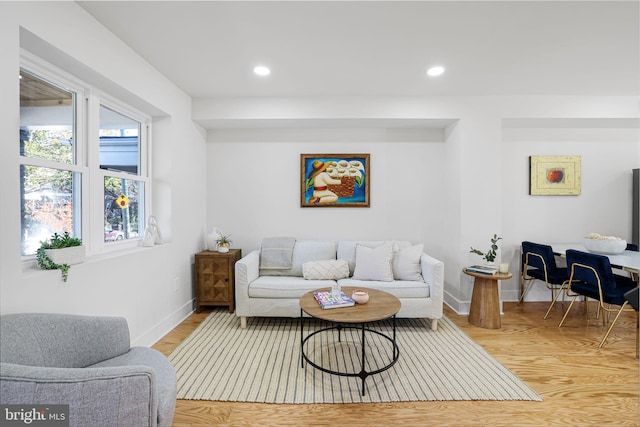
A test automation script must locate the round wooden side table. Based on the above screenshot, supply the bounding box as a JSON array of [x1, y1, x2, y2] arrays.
[[463, 269, 513, 329]]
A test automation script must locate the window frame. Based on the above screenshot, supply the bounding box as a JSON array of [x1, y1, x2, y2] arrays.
[[20, 50, 152, 261], [92, 94, 151, 254]]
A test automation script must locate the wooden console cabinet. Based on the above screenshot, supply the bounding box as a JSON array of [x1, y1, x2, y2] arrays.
[[195, 249, 241, 313]]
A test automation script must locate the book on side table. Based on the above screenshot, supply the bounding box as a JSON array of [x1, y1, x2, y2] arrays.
[[466, 265, 499, 275], [313, 291, 355, 309]]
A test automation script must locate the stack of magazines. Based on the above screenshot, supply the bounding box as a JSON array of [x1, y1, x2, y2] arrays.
[[313, 291, 355, 309], [466, 265, 498, 275]]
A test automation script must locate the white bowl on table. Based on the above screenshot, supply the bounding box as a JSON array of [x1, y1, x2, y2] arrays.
[[583, 237, 627, 255]]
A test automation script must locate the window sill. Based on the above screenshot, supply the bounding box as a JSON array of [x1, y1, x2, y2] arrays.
[[22, 243, 169, 276]]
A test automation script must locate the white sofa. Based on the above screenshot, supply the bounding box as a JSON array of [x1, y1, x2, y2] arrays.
[[235, 240, 444, 330]]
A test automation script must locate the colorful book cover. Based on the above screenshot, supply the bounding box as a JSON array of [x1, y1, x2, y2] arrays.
[[313, 291, 355, 309]]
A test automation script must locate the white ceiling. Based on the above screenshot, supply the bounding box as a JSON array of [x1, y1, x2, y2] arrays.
[[78, 1, 639, 99]]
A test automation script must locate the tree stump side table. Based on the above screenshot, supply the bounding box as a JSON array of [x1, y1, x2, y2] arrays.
[[463, 268, 513, 329]]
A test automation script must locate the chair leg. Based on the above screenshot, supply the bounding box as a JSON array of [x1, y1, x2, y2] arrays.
[[585, 297, 590, 318], [545, 285, 566, 319], [598, 302, 628, 348], [559, 296, 579, 327], [519, 277, 533, 304]]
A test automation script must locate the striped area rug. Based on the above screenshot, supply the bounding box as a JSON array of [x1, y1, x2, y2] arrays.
[[169, 310, 542, 403]]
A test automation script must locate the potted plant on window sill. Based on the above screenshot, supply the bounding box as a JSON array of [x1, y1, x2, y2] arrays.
[[215, 234, 232, 253], [470, 234, 502, 267], [36, 232, 84, 282]]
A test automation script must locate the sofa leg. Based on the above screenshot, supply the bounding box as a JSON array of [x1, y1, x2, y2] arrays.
[[431, 318, 438, 331], [240, 316, 247, 329]]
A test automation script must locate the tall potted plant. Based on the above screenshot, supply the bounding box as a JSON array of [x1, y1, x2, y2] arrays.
[[36, 232, 84, 282]]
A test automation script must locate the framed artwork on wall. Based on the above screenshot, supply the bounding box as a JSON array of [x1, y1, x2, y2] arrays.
[[529, 155, 581, 195], [300, 153, 370, 207]]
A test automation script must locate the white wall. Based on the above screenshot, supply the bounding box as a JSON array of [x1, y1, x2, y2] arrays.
[[203, 96, 639, 313], [206, 127, 448, 254], [0, 3, 207, 345]]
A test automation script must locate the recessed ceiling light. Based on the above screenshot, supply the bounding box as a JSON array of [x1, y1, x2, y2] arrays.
[[253, 65, 271, 76], [427, 66, 445, 77]]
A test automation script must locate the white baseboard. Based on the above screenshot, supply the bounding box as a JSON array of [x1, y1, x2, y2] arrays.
[[445, 290, 510, 316], [444, 290, 470, 315], [133, 299, 195, 347]]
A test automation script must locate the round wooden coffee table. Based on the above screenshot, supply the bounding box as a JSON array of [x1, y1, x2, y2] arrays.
[[299, 286, 401, 396]]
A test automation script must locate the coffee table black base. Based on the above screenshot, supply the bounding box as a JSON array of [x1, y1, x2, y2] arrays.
[[300, 310, 400, 396]]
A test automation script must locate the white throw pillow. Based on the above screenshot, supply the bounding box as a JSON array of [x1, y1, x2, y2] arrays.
[[352, 242, 394, 282], [302, 259, 350, 280], [392, 243, 424, 282]]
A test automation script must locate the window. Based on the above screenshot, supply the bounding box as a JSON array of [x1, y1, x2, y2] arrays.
[[20, 54, 150, 257], [99, 104, 147, 244], [19, 69, 81, 255]]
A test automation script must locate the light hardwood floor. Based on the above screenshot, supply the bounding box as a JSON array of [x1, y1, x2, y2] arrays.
[[153, 301, 639, 427]]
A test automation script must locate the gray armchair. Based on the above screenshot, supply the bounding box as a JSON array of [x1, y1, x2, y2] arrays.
[[0, 313, 176, 427]]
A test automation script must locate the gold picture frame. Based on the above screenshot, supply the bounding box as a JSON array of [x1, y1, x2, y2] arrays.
[[301, 153, 370, 207], [529, 155, 581, 196]]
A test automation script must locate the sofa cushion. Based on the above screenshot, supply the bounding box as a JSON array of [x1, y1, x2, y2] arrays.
[[260, 240, 336, 277], [336, 241, 384, 274], [338, 279, 430, 299], [249, 276, 334, 298], [352, 242, 394, 282], [392, 243, 425, 282], [302, 259, 350, 280], [337, 240, 412, 275]]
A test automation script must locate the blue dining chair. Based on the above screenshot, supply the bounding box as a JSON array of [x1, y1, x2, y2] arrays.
[[520, 241, 570, 318], [559, 249, 637, 348], [624, 287, 639, 359]]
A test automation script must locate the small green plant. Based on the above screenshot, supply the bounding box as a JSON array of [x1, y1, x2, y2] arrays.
[[215, 234, 232, 247], [36, 232, 82, 282], [470, 234, 502, 263]]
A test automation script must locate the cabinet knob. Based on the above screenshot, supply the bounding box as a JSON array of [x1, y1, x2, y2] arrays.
[[225, 278, 229, 282]]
